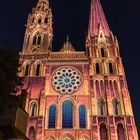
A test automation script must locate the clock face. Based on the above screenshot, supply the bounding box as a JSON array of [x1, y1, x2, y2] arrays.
[[51, 67, 82, 94]]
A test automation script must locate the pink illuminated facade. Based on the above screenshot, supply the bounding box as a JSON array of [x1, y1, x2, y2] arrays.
[[19, 0, 139, 139]]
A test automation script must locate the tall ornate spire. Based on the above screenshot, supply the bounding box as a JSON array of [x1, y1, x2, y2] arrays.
[[22, 0, 53, 54], [88, 0, 110, 38]]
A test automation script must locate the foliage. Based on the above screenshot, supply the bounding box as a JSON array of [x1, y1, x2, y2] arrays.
[[0, 43, 26, 123]]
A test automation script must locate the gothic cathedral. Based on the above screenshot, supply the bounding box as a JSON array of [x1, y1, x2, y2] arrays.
[[19, 0, 139, 139]]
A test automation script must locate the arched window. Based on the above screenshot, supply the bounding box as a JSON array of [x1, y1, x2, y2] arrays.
[[44, 17, 48, 23], [24, 64, 30, 76], [109, 62, 114, 74], [113, 99, 119, 115], [98, 99, 105, 115], [100, 123, 108, 140], [30, 102, 37, 117], [95, 63, 100, 74], [28, 126, 36, 140], [32, 32, 41, 45], [36, 64, 41, 76], [48, 105, 56, 128], [79, 105, 86, 128], [38, 16, 42, 24], [96, 80, 100, 97], [62, 100, 73, 128], [101, 48, 105, 57], [117, 123, 126, 140]]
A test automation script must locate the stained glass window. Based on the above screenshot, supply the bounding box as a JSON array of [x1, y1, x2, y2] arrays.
[[79, 105, 86, 128], [48, 105, 56, 128], [62, 100, 73, 128], [52, 67, 82, 94]]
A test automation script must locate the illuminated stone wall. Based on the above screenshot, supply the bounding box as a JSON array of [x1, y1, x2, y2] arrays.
[[19, 0, 139, 139]]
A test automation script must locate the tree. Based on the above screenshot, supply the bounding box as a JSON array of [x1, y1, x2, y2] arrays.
[[0, 43, 26, 123]]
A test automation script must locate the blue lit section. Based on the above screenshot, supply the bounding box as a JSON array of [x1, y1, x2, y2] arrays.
[[99, 101, 104, 115], [79, 105, 86, 128], [113, 100, 118, 115], [48, 105, 56, 128], [62, 100, 73, 128]]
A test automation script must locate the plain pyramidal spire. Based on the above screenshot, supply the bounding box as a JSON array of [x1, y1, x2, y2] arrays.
[[88, 0, 110, 38]]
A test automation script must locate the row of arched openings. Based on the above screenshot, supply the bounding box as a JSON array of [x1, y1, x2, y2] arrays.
[[100, 123, 126, 140], [24, 63, 42, 76], [32, 16, 48, 24], [98, 98, 120, 116], [95, 61, 116, 75], [48, 100, 86, 129], [28, 123, 126, 140]]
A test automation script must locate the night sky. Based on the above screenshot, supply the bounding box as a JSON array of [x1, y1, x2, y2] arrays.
[[0, 0, 140, 136]]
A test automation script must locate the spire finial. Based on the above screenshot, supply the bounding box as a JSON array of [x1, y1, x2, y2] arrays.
[[88, 0, 110, 38]]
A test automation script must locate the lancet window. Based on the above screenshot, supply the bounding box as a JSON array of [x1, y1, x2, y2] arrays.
[[30, 101, 37, 117], [48, 105, 56, 128], [79, 105, 86, 128], [117, 123, 126, 140], [33, 32, 41, 45], [24, 64, 30, 76], [62, 100, 73, 128], [100, 123, 108, 140], [98, 99, 106, 115]]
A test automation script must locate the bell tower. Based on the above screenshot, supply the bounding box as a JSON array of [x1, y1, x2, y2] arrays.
[[22, 0, 53, 54], [86, 0, 139, 139]]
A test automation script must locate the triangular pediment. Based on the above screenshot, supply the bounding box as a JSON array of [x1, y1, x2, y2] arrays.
[[60, 36, 76, 52]]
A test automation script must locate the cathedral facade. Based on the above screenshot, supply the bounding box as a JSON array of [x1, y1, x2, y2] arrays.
[[19, 0, 139, 139]]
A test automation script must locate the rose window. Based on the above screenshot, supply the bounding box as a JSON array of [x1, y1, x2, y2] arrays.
[[52, 67, 82, 94]]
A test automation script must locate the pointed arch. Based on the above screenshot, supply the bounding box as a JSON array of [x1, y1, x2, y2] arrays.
[[24, 63, 30, 76], [38, 16, 42, 24], [101, 47, 106, 57], [62, 100, 73, 128], [48, 105, 56, 128], [117, 123, 126, 140], [95, 62, 100, 74], [32, 32, 41, 45], [109, 62, 114, 74], [100, 123, 108, 140], [28, 126, 36, 140], [79, 104, 86, 128], [44, 17, 48, 24], [113, 98, 120, 115]]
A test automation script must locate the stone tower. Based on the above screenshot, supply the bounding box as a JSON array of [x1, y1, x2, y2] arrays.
[[19, 0, 139, 139]]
